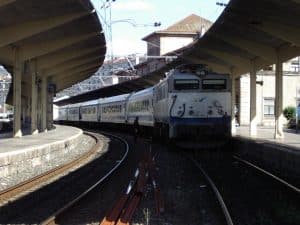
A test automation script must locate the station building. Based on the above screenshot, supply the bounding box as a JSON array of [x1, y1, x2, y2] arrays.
[[0, 67, 11, 113], [142, 14, 213, 56], [237, 64, 300, 126]]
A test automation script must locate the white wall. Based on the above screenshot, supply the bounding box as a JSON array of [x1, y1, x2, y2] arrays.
[[160, 36, 193, 55], [239, 73, 300, 126]]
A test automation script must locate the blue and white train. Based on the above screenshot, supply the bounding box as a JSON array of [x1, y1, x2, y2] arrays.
[[56, 64, 232, 140]]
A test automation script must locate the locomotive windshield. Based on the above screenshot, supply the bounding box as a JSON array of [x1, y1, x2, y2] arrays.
[[174, 79, 199, 90], [202, 79, 226, 90]]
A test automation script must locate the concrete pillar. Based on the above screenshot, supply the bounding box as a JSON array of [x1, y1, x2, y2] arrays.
[[30, 60, 38, 134], [47, 80, 54, 130], [274, 53, 284, 139], [41, 76, 47, 132], [13, 47, 23, 138], [231, 74, 236, 135], [249, 59, 257, 136], [37, 80, 42, 131]]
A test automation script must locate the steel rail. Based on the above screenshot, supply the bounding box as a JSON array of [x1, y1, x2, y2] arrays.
[[233, 155, 300, 194], [40, 132, 129, 225], [0, 131, 100, 205], [188, 156, 234, 225]]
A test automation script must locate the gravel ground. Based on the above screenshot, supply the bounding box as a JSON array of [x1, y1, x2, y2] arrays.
[[0, 134, 95, 191]]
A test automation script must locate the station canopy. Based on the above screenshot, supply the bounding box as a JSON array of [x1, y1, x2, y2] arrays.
[[56, 0, 300, 106], [0, 0, 106, 104]]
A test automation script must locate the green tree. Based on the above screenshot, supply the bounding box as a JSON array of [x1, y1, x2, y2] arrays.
[[283, 106, 296, 121]]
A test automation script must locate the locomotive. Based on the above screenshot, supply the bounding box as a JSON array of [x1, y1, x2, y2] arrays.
[[56, 64, 232, 141]]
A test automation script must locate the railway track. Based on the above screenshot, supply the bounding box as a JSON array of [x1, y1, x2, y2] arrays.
[[40, 132, 129, 225], [0, 131, 101, 206], [233, 155, 300, 194], [0, 131, 129, 224], [99, 148, 164, 225], [190, 149, 300, 225], [187, 155, 234, 225]]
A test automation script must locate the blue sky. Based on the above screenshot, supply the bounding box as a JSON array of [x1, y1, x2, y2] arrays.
[[92, 0, 229, 57]]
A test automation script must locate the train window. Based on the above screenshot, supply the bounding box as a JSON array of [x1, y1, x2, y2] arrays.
[[174, 79, 199, 90], [202, 79, 226, 90], [102, 104, 122, 114]]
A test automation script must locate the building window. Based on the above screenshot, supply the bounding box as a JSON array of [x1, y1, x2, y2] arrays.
[[264, 98, 275, 116], [291, 60, 299, 72]]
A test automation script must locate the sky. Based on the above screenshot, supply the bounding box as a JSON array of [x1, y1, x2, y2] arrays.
[[91, 0, 229, 57]]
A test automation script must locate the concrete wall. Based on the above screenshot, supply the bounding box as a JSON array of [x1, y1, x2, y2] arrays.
[[0, 129, 83, 179]]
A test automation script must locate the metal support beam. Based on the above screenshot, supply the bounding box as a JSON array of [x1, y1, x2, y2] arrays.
[[30, 60, 38, 134], [250, 59, 257, 136], [274, 52, 284, 139]]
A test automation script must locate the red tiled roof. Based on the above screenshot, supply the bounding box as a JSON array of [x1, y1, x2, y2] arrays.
[[142, 14, 213, 40]]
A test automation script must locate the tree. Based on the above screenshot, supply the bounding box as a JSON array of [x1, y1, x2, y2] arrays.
[[283, 106, 296, 121]]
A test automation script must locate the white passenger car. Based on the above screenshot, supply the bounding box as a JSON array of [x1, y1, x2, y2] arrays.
[[67, 103, 81, 121], [57, 105, 68, 121], [100, 94, 131, 124], [127, 87, 154, 127], [80, 100, 99, 122]]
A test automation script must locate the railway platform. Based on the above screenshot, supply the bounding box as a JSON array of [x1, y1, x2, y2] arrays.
[[235, 126, 300, 150], [233, 126, 300, 184], [0, 125, 82, 154], [0, 125, 96, 191]]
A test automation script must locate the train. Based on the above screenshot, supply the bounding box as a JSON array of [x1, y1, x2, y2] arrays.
[[0, 112, 13, 131], [56, 64, 232, 141]]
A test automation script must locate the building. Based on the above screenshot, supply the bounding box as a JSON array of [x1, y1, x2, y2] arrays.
[[142, 14, 212, 56], [237, 57, 300, 126], [0, 66, 11, 113]]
